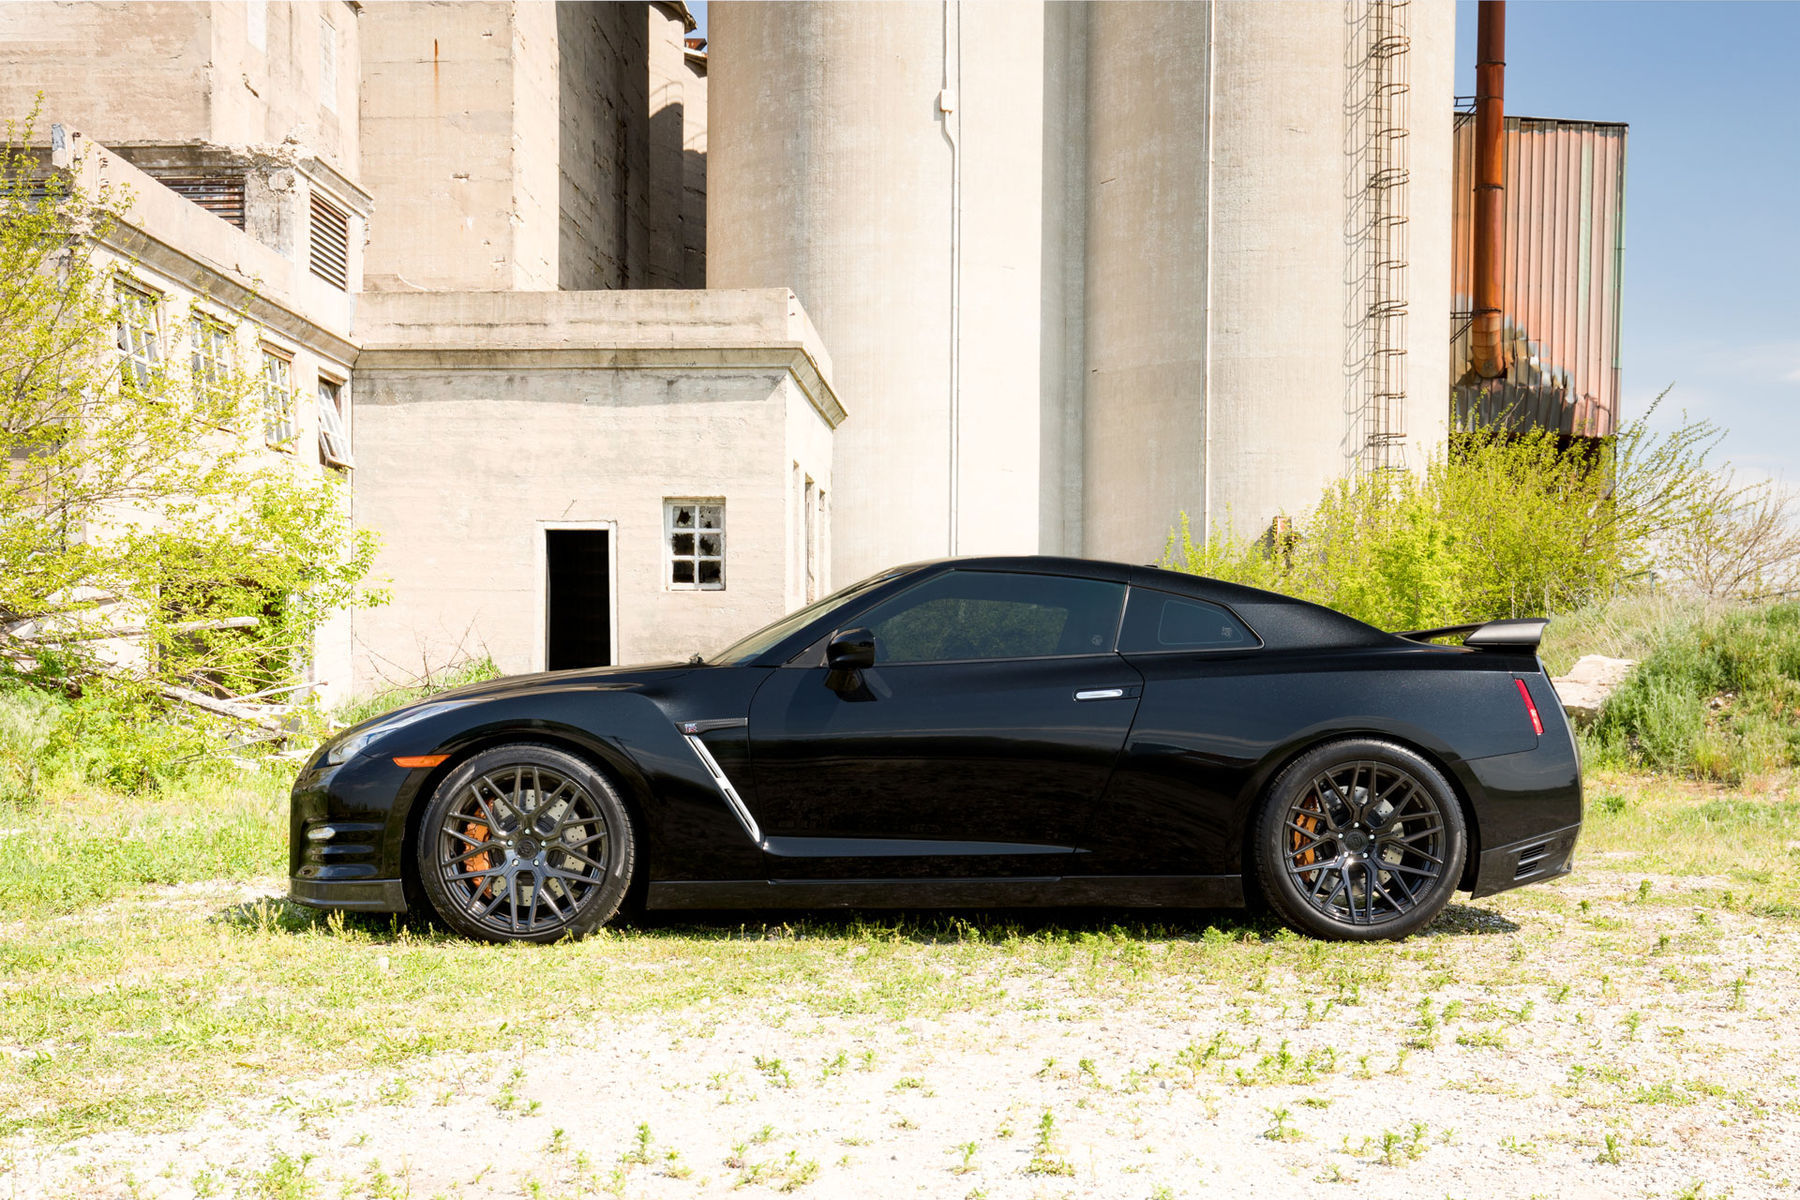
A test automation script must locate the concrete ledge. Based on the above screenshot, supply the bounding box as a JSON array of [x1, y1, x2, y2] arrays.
[[354, 288, 846, 428]]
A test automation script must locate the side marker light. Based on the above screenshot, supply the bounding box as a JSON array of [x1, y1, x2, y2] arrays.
[[1514, 678, 1544, 737], [393, 754, 450, 769]]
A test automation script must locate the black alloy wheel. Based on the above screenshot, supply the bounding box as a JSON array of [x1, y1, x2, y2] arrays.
[[416, 744, 635, 944], [1253, 739, 1466, 941]]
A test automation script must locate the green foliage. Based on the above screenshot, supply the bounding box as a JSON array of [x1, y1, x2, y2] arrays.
[[0, 111, 381, 789], [1586, 602, 1800, 781], [1164, 400, 1723, 632]]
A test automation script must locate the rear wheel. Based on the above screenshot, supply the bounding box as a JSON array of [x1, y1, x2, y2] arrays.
[[1252, 739, 1466, 941], [416, 744, 635, 944]]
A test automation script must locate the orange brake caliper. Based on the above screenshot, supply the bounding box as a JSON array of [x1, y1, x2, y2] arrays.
[[1291, 799, 1321, 877], [465, 822, 493, 897]]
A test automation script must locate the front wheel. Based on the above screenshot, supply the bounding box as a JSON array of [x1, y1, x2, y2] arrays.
[[1252, 739, 1467, 941], [416, 744, 635, 944]]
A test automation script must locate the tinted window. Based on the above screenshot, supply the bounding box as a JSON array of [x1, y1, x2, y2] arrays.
[[859, 571, 1126, 664], [1119, 589, 1257, 653]]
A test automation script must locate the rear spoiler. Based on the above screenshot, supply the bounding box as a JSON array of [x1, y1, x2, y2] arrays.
[[1395, 617, 1548, 650]]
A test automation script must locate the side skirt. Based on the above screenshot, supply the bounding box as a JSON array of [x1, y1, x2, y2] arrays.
[[646, 875, 1245, 911]]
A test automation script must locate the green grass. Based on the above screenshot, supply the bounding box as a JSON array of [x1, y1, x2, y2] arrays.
[[2, 766, 1798, 1144]]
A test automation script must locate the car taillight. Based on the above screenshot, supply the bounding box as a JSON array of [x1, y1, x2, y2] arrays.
[[1514, 678, 1544, 737]]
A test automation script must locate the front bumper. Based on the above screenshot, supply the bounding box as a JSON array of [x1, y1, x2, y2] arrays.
[[290, 752, 436, 915], [290, 876, 408, 912]]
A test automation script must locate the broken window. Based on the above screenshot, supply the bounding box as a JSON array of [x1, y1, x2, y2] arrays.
[[666, 500, 725, 591], [317, 376, 352, 469], [189, 313, 234, 402], [115, 280, 161, 392], [260, 348, 297, 449]]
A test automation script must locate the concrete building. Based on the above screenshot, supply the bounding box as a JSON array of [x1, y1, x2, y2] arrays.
[[710, 0, 1456, 575], [4, 0, 1482, 697]]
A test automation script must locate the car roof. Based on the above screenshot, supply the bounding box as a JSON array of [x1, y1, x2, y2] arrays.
[[886, 556, 1394, 650]]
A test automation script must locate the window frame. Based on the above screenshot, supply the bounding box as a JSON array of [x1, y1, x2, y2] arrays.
[[664, 499, 726, 592], [849, 568, 1131, 667], [259, 345, 298, 451], [1115, 586, 1264, 657], [114, 279, 162, 393], [188, 310, 235, 403], [316, 374, 352, 469], [319, 16, 338, 112]]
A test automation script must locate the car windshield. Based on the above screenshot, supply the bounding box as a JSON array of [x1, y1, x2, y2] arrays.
[[703, 569, 906, 665]]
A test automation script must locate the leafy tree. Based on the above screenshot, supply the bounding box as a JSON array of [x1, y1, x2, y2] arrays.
[[0, 116, 379, 785], [1164, 396, 1729, 630]]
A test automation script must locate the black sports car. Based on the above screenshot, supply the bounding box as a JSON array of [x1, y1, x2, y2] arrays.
[[290, 556, 1580, 943]]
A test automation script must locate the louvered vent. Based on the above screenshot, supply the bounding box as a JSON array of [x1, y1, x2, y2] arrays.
[[155, 175, 246, 228], [309, 193, 350, 290]]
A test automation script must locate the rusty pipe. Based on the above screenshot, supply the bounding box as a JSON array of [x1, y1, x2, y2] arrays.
[[1472, 0, 1507, 379]]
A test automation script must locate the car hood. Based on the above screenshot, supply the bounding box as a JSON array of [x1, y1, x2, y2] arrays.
[[417, 661, 698, 705]]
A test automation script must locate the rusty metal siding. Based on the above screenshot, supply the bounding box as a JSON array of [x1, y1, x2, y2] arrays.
[[1452, 113, 1627, 437]]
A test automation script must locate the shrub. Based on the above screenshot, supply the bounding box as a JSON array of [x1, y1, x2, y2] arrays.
[[333, 657, 503, 729], [1165, 399, 1726, 632], [1586, 602, 1800, 780]]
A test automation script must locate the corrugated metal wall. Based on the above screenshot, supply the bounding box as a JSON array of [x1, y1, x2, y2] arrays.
[[1451, 113, 1627, 438]]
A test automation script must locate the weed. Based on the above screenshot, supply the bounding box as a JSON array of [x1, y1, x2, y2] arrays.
[[950, 1141, 978, 1174], [1263, 1106, 1301, 1143], [1024, 1109, 1075, 1177]]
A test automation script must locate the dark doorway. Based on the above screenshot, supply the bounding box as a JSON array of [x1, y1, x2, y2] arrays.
[[546, 529, 612, 670]]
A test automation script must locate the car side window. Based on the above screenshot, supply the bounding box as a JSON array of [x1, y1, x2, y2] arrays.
[[857, 571, 1127, 664], [1119, 589, 1258, 653]]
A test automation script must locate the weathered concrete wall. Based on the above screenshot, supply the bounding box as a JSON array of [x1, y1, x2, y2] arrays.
[[349, 289, 841, 686], [556, 1, 650, 290], [708, 0, 1048, 582], [680, 51, 708, 290], [0, 1, 359, 177], [359, 1, 518, 290], [359, 1, 652, 293], [644, 3, 690, 288]]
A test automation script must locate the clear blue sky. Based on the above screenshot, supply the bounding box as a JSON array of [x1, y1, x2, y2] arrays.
[[1458, 1, 1798, 481], [691, 2, 1795, 480]]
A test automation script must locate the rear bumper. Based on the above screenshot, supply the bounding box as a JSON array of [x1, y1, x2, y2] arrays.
[[1467, 823, 1580, 899], [289, 875, 408, 913]]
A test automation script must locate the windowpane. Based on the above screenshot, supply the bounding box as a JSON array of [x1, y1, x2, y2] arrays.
[[190, 315, 232, 402], [115, 282, 160, 392], [318, 377, 352, 468], [666, 499, 725, 590], [261, 350, 296, 447], [859, 571, 1126, 664], [1118, 590, 1258, 653]]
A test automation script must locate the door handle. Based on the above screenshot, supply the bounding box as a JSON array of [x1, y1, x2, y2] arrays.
[[1074, 688, 1126, 701]]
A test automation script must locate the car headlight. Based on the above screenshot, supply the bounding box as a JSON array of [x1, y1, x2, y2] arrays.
[[326, 729, 377, 766]]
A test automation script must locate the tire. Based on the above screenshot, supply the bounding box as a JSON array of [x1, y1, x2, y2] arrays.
[[1252, 739, 1467, 941], [416, 743, 636, 944]]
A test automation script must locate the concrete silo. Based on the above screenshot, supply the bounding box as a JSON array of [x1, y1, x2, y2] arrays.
[[706, 1, 1050, 582], [710, 0, 1455, 575]]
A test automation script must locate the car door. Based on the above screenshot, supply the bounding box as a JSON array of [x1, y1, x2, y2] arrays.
[[746, 568, 1142, 879]]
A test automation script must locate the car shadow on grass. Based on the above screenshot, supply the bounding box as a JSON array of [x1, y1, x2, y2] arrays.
[[209, 896, 1519, 945]]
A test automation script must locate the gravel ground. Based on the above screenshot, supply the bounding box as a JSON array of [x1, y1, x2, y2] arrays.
[[5, 862, 1797, 1200]]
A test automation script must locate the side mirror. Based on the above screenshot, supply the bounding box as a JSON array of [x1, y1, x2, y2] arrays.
[[825, 627, 876, 671]]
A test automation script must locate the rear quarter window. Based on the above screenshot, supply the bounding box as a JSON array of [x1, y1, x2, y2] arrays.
[[1119, 589, 1259, 653]]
